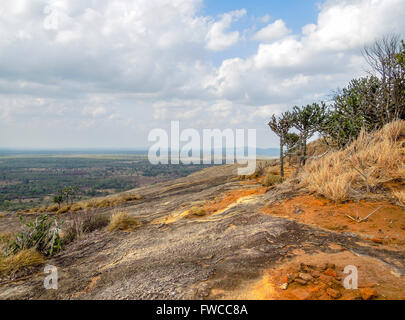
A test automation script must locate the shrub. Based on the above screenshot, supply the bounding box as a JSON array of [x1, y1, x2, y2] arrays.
[[262, 174, 283, 187], [0, 249, 44, 277], [108, 212, 139, 232], [62, 213, 110, 245], [8, 214, 62, 256]]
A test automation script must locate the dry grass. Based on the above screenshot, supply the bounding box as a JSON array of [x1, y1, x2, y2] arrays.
[[262, 173, 283, 187], [393, 190, 405, 207], [108, 212, 139, 232], [56, 205, 71, 214], [0, 249, 44, 276], [0, 232, 14, 253], [300, 120, 405, 202], [70, 203, 84, 212], [24, 193, 143, 215], [62, 213, 110, 244], [47, 204, 59, 212], [189, 207, 207, 217]]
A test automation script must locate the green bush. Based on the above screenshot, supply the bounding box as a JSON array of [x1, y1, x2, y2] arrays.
[[7, 215, 62, 256]]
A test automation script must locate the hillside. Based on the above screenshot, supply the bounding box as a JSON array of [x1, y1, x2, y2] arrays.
[[0, 122, 404, 300]]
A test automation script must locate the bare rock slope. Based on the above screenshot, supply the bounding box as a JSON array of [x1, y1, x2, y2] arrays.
[[1, 164, 404, 300]]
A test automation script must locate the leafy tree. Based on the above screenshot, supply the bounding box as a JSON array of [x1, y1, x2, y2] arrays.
[[268, 111, 293, 178], [291, 102, 327, 173], [321, 77, 380, 148], [53, 194, 63, 209]]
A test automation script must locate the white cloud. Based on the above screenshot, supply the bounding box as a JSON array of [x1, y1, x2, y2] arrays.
[[253, 19, 290, 42], [205, 9, 246, 51], [0, 0, 404, 148], [82, 106, 108, 118]]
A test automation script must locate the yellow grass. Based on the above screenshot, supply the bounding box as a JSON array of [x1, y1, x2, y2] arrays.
[[46, 204, 59, 212], [25, 192, 143, 215], [56, 205, 71, 214], [393, 190, 405, 207], [300, 120, 405, 202], [108, 212, 139, 232], [262, 173, 283, 187], [0, 249, 44, 276], [189, 207, 207, 217], [70, 203, 84, 212]]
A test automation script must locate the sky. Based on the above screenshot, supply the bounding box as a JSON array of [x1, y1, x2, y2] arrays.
[[0, 0, 404, 149]]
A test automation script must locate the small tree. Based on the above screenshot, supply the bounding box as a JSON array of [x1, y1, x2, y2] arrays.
[[321, 77, 380, 148], [53, 194, 63, 209], [363, 34, 405, 122], [61, 186, 79, 205], [292, 102, 326, 175], [284, 132, 300, 165], [268, 111, 293, 178]]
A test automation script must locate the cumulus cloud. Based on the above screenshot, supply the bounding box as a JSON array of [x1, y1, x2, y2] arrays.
[[205, 9, 246, 51], [0, 0, 404, 148], [253, 19, 290, 42]]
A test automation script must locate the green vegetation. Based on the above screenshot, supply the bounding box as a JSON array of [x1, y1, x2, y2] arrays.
[[0, 155, 212, 212], [7, 214, 62, 256], [268, 35, 405, 177]]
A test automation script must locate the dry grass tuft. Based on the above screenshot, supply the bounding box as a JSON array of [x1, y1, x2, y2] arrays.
[[189, 207, 207, 217], [262, 173, 283, 187], [56, 205, 71, 214], [300, 120, 405, 202], [0, 249, 44, 276], [393, 190, 405, 207], [70, 203, 84, 212], [108, 212, 139, 232], [46, 204, 59, 212], [62, 213, 110, 244], [26, 192, 142, 215]]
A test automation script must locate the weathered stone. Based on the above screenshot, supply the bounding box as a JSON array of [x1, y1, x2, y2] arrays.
[[299, 272, 313, 282], [311, 270, 321, 278], [360, 288, 378, 300], [279, 283, 288, 290], [294, 278, 308, 285], [324, 269, 337, 277], [326, 288, 341, 299]]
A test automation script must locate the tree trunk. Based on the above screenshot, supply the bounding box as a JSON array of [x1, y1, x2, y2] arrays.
[[302, 134, 307, 165], [280, 136, 284, 178], [294, 138, 303, 177]]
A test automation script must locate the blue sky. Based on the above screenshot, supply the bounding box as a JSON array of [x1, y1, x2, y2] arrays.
[[0, 0, 404, 149], [202, 0, 319, 33]]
